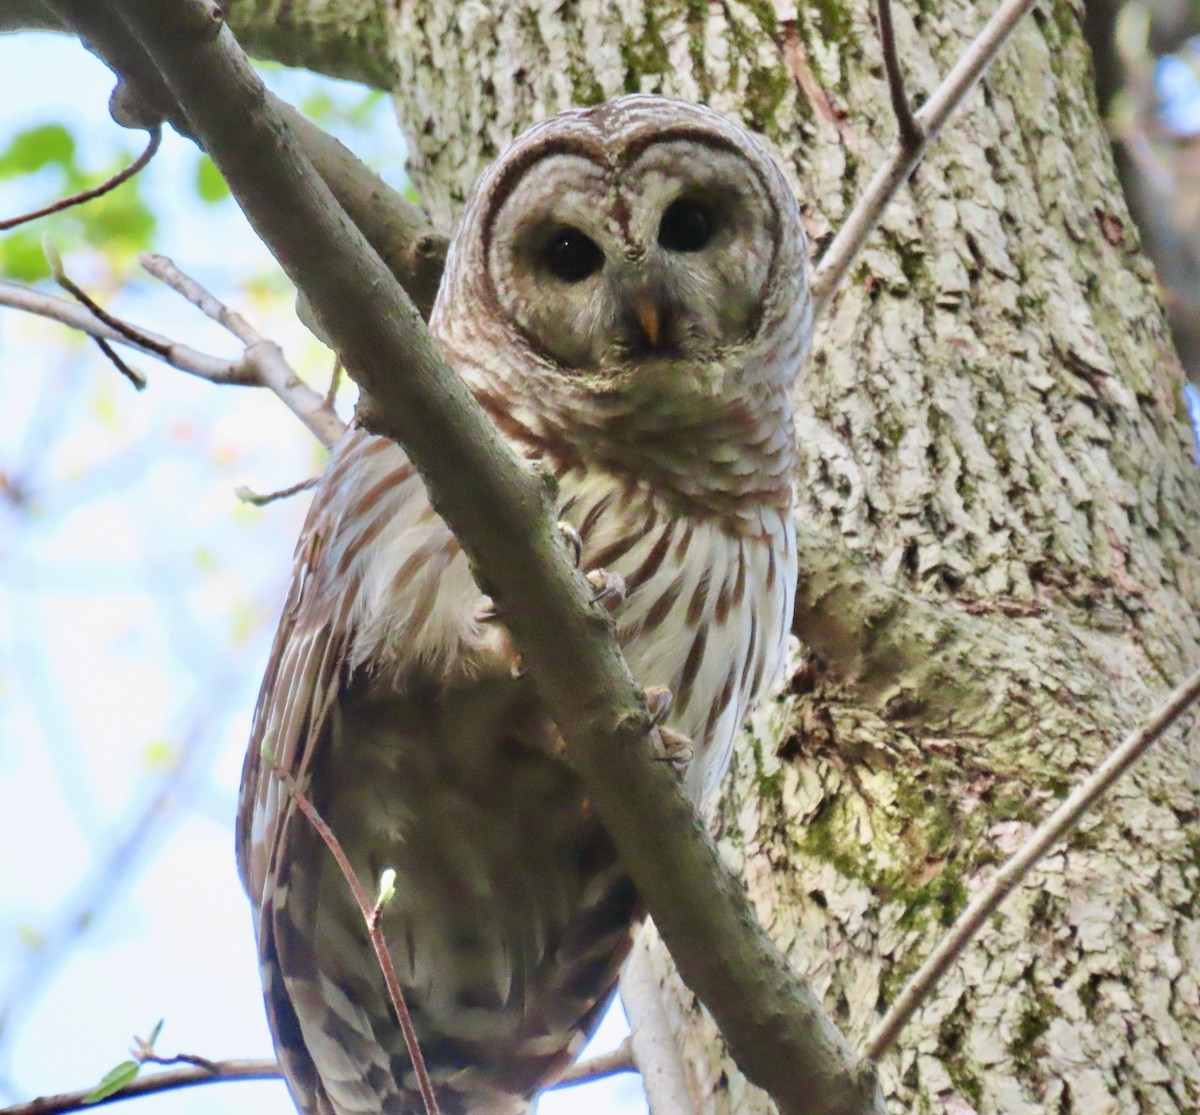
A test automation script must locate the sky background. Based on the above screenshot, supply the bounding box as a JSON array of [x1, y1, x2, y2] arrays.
[[0, 29, 644, 1115]]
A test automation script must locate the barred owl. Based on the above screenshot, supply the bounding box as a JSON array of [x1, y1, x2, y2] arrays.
[[237, 94, 812, 1115]]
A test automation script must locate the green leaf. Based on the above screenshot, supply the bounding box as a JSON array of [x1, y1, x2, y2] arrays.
[[142, 741, 177, 771], [0, 229, 51, 281], [0, 123, 77, 176], [300, 90, 336, 122], [147, 1018, 165, 1048], [83, 185, 157, 255], [194, 155, 229, 204], [82, 1061, 140, 1104], [17, 923, 46, 952]]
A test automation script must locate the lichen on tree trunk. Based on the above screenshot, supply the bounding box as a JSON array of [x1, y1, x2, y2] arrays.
[[387, 1, 1200, 1111]]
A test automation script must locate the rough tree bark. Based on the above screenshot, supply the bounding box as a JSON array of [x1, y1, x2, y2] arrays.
[[39, 0, 1193, 1110], [376, 3, 1200, 1113]]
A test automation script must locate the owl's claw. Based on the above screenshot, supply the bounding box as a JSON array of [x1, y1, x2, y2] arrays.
[[643, 686, 692, 772], [557, 521, 583, 567], [654, 726, 694, 772], [587, 568, 626, 609], [474, 595, 525, 678], [644, 685, 673, 722], [475, 595, 499, 624]]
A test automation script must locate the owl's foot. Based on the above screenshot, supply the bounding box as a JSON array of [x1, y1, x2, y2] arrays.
[[586, 568, 626, 610], [474, 595, 524, 678], [557, 520, 583, 567], [643, 686, 694, 772], [556, 520, 625, 611], [475, 595, 500, 624]]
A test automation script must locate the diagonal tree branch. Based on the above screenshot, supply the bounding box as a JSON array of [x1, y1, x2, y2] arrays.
[[864, 659, 1200, 1061], [46, 3, 884, 1114], [0, 1060, 280, 1115], [36, 0, 446, 320]]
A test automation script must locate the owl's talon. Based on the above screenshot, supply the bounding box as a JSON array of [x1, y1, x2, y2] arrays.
[[654, 726, 693, 772], [557, 521, 583, 568], [586, 569, 626, 607], [475, 595, 500, 623], [643, 685, 673, 723]]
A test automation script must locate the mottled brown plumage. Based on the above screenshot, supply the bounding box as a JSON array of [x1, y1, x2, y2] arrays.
[[237, 95, 812, 1115]]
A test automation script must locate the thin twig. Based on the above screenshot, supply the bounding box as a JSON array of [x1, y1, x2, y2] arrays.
[[90, 335, 146, 390], [43, 237, 170, 357], [271, 765, 441, 1115], [0, 1041, 636, 1115], [0, 280, 244, 379], [235, 476, 318, 506], [135, 1053, 219, 1073], [324, 356, 342, 409], [874, 0, 920, 147], [0, 279, 345, 447], [139, 251, 260, 345], [864, 661, 1200, 1061], [811, 0, 1039, 317], [0, 126, 161, 232], [0, 1060, 279, 1115], [138, 252, 345, 448], [550, 1039, 636, 1090]]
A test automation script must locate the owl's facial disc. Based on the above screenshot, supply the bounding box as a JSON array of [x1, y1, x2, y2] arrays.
[[487, 142, 779, 375]]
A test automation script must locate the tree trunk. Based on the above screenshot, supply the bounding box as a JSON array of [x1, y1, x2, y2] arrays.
[[308, 0, 1200, 1110]]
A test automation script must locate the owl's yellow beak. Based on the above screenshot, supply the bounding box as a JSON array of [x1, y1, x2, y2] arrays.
[[633, 291, 661, 348]]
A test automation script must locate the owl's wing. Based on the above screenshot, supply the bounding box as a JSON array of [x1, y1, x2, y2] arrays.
[[235, 426, 478, 1115], [237, 427, 642, 1115], [237, 424, 484, 902]]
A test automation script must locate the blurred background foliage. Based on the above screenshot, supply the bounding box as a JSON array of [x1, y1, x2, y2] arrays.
[[1086, 0, 1200, 403]]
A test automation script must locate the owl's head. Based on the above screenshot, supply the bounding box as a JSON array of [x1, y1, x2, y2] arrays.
[[434, 96, 810, 393]]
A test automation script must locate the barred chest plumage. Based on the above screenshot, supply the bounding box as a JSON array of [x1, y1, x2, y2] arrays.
[[321, 425, 795, 804]]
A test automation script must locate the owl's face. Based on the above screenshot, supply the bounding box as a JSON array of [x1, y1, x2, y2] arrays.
[[482, 122, 784, 374]]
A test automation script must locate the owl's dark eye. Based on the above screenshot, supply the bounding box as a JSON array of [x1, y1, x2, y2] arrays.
[[542, 228, 604, 283], [658, 199, 714, 253]]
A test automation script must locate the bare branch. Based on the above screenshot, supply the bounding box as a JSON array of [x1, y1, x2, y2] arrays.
[[550, 1039, 636, 1090], [88, 333, 147, 389], [235, 476, 319, 506], [864, 661, 1200, 1062], [139, 251, 262, 345], [0, 126, 161, 231], [138, 252, 346, 446], [271, 765, 441, 1115], [0, 1060, 279, 1115], [42, 234, 170, 358], [621, 935, 697, 1115], [0, 276, 345, 448], [324, 356, 342, 409], [811, 0, 1040, 317], [873, 0, 920, 148], [0, 280, 243, 379]]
